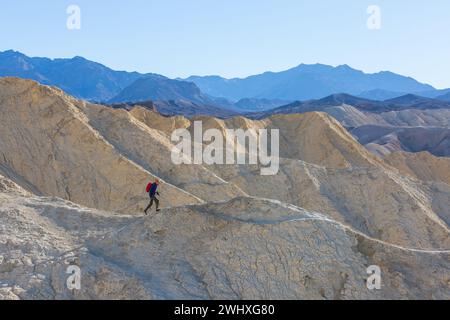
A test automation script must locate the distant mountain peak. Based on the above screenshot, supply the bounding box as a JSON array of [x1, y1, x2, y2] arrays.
[[108, 75, 210, 105], [185, 62, 437, 101], [71, 55, 88, 61], [327, 93, 356, 99], [316, 93, 377, 106], [335, 64, 354, 70], [386, 93, 433, 103], [0, 50, 148, 101], [293, 63, 333, 72], [1, 49, 21, 55]]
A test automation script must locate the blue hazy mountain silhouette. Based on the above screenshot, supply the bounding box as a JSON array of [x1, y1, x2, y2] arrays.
[[108, 76, 214, 104], [0, 50, 234, 106], [436, 92, 450, 102], [249, 93, 450, 119], [1, 50, 448, 106], [185, 64, 436, 101], [0, 50, 145, 101]]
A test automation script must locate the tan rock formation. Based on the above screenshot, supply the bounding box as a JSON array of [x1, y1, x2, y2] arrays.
[[385, 151, 450, 185], [1, 78, 450, 300], [1, 183, 449, 300], [0, 78, 220, 213]]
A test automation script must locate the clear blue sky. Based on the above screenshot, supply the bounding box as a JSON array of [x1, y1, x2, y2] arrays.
[[1, 0, 450, 88]]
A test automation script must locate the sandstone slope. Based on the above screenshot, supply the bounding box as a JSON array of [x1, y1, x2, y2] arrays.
[[132, 106, 383, 169], [385, 151, 450, 185], [1, 178, 449, 300], [320, 105, 450, 128], [351, 125, 450, 158], [208, 159, 450, 250]]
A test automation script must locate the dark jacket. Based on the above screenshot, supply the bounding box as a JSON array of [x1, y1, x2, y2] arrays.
[[149, 183, 159, 197]]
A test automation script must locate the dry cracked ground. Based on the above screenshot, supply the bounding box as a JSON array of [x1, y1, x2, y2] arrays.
[[0, 78, 449, 300]]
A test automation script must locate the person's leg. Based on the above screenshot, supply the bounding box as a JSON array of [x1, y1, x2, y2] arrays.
[[155, 198, 160, 211], [144, 197, 154, 214]]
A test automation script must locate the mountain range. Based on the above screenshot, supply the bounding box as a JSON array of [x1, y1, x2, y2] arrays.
[[237, 92, 450, 160], [4, 49, 450, 161], [250, 93, 450, 118], [0, 50, 142, 101], [185, 64, 437, 101], [2, 50, 449, 108], [437, 91, 450, 101]]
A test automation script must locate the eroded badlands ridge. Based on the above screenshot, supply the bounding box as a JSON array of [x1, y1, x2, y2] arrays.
[[0, 78, 449, 299], [1, 175, 449, 299]]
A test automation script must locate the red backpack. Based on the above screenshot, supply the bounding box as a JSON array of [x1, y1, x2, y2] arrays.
[[146, 183, 153, 193]]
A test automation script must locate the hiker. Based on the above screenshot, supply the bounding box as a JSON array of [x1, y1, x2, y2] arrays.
[[145, 179, 161, 215]]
